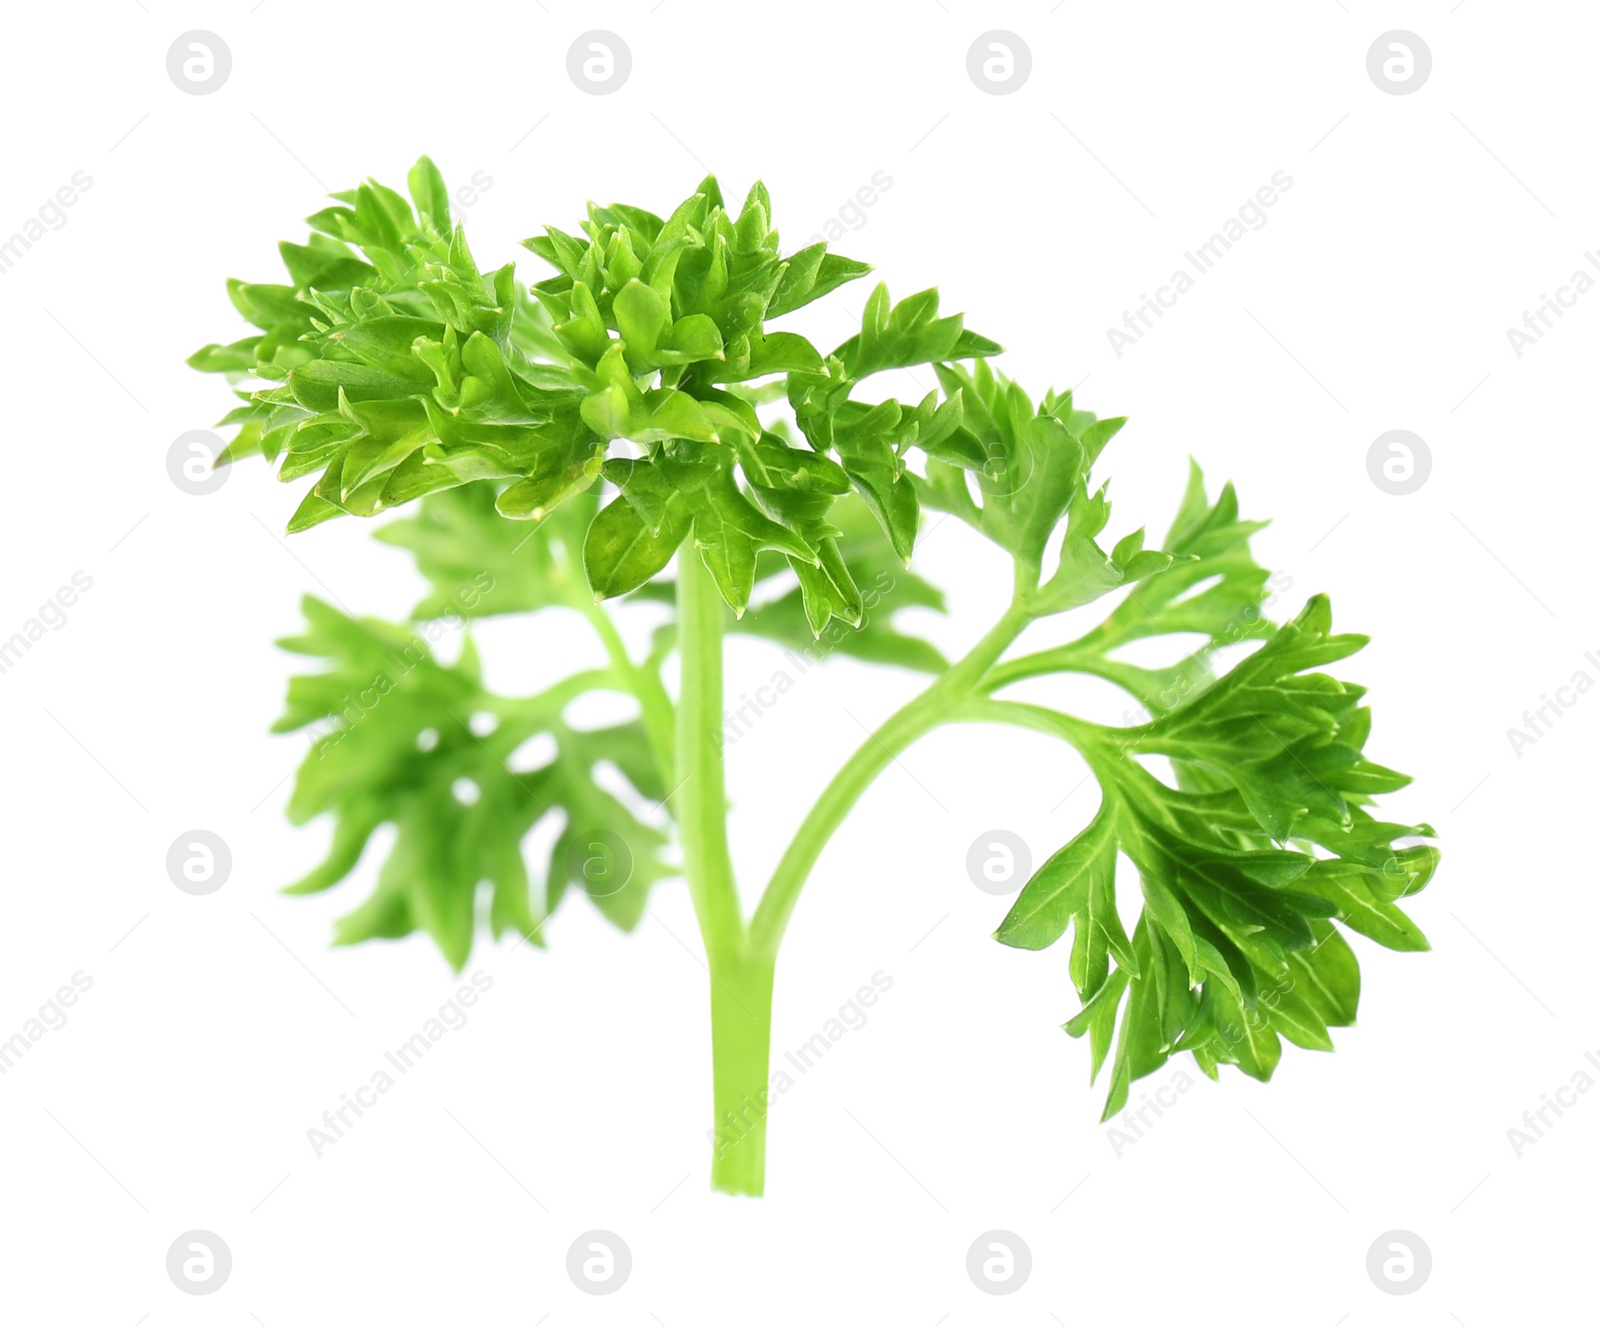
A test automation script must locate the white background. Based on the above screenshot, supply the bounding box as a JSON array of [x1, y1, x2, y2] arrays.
[[0, 1, 1593, 1322]]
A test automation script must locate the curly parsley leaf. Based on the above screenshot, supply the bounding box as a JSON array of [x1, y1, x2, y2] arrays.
[[994, 587, 1437, 1118], [192, 160, 998, 634], [273, 596, 672, 968]]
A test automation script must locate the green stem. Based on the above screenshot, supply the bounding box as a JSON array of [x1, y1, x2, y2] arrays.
[[491, 668, 620, 730], [578, 599, 677, 791], [747, 602, 1032, 959], [708, 952, 775, 1196], [982, 641, 1107, 691], [675, 549, 745, 961], [954, 696, 1128, 773], [677, 550, 770, 1193]]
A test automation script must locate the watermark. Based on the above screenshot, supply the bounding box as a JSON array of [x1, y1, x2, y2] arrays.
[[1116, 570, 1295, 726], [311, 587, 492, 755], [1505, 1046, 1600, 1157], [805, 170, 894, 247], [715, 570, 898, 751], [967, 31, 1031, 95], [1105, 1068, 1196, 1157], [966, 1229, 1031, 1294], [0, 970, 93, 1077], [966, 830, 1031, 896], [567, 31, 630, 95], [1505, 253, 1600, 358], [1505, 651, 1600, 757], [1366, 1229, 1431, 1294], [708, 971, 893, 1160], [168, 429, 230, 494], [1106, 171, 1295, 358], [567, 1230, 631, 1294], [0, 170, 94, 277], [167, 1230, 231, 1294], [1184, 959, 1307, 1070], [167, 830, 232, 896], [565, 828, 635, 900], [452, 169, 495, 213], [1366, 429, 1431, 495], [0, 570, 94, 677], [306, 971, 493, 1157], [167, 31, 232, 96], [1366, 31, 1431, 96]]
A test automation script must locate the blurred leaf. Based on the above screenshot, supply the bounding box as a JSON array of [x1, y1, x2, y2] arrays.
[[274, 597, 672, 967]]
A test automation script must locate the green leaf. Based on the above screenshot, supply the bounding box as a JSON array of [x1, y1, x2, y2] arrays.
[[374, 481, 594, 619], [585, 491, 693, 600], [768, 248, 872, 318], [996, 803, 1116, 951], [407, 155, 452, 233], [1304, 862, 1430, 952], [691, 471, 817, 614], [614, 278, 671, 371], [730, 496, 947, 670], [834, 284, 1000, 379], [272, 597, 672, 967], [1007, 587, 1435, 1116]]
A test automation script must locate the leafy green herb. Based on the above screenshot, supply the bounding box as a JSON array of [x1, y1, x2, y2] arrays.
[[191, 157, 1438, 1192]]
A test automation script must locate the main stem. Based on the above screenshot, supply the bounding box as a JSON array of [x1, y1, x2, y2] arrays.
[[708, 951, 775, 1196], [677, 574, 1037, 1193], [676, 551, 772, 1194]]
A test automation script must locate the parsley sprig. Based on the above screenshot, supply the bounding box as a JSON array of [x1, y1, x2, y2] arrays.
[[192, 158, 1437, 1191]]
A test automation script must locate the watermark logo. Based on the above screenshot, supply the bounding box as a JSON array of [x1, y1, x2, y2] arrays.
[[1365, 1229, 1431, 1294], [567, 1230, 631, 1294], [166, 1230, 231, 1294], [1366, 430, 1431, 495], [168, 430, 229, 495], [1366, 31, 1431, 96], [167, 31, 232, 96], [566, 829, 635, 899], [567, 31, 631, 95], [167, 831, 232, 896], [967, 32, 1031, 95], [966, 830, 1031, 896], [966, 1229, 1031, 1294]]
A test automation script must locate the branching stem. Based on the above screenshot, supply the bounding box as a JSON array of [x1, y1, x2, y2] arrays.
[[577, 597, 678, 791], [746, 601, 1032, 960]]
